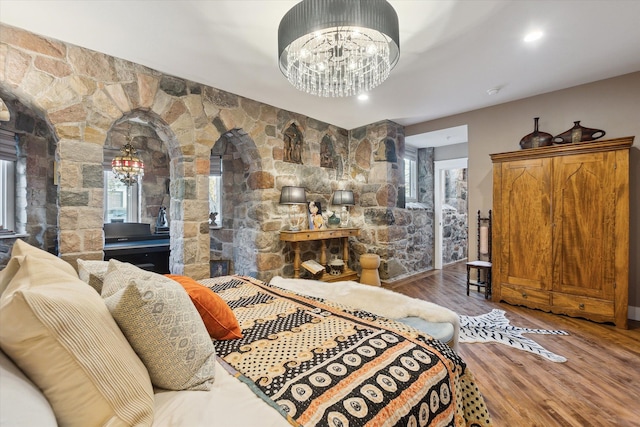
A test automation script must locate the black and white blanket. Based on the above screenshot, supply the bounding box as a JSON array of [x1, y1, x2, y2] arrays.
[[200, 275, 492, 427]]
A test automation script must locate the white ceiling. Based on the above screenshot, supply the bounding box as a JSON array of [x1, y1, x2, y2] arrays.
[[1, 1, 639, 147]]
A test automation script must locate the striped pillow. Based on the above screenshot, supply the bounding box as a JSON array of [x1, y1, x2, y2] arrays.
[[0, 255, 154, 427]]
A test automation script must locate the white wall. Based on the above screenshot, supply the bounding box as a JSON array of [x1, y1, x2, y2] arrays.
[[406, 71, 640, 315], [434, 142, 468, 161]]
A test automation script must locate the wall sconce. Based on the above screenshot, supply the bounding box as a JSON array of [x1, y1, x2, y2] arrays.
[[279, 186, 307, 231], [331, 190, 355, 227], [111, 138, 144, 186]]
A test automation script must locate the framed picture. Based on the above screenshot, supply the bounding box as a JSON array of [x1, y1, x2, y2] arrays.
[[210, 259, 230, 278]]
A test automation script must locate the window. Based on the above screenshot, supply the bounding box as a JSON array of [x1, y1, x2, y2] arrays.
[[104, 170, 139, 223], [0, 160, 15, 232], [0, 129, 17, 232], [208, 155, 222, 227], [404, 147, 418, 202]]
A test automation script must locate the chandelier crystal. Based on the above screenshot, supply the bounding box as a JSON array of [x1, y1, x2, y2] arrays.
[[278, 0, 400, 97], [111, 139, 144, 186]]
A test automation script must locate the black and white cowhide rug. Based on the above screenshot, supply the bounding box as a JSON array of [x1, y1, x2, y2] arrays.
[[459, 309, 569, 362]]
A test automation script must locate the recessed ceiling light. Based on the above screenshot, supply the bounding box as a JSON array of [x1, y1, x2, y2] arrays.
[[357, 93, 369, 101], [524, 30, 543, 43]]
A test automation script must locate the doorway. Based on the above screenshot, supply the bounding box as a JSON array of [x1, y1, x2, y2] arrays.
[[434, 158, 468, 269]]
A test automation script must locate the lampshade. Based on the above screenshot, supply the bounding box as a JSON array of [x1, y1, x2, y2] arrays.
[[111, 140, 144, 186], [278, 0, 400, 97], [279, 186, 308, 204], [280, 186, 308, 231], [332, 190, 355, 206]]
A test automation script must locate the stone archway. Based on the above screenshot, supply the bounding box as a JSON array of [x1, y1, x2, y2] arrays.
[[210, 127, 275, 280], [0, 24, 245, 278], [0, 94, 58, 267], [106, 111, 172, 227]]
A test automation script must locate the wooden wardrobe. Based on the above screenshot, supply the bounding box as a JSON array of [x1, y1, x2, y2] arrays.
[[491, 136, 633, 328]]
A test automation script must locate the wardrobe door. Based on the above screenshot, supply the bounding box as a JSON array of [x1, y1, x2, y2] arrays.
[[499, 157, 553, 291], [552, 151, 616, 300]]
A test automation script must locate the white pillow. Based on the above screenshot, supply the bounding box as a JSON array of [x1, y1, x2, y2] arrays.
[[102, 259, 217, 391], [0, 349, 57, 427], [0, 255, 155, 427]]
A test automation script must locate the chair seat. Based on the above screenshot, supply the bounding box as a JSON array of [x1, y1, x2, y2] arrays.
[[466, 260, 492, 268], [466, 260, 492, 299]]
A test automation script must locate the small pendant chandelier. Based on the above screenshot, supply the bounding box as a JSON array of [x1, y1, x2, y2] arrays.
[[278, 0, 400, 98], [111, 138, 144, 186]]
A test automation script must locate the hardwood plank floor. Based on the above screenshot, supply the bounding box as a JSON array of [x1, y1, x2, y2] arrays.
[[384, 261, 640, 427]]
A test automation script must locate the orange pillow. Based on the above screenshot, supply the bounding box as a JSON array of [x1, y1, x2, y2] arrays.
[[164, 275, 242, 340]]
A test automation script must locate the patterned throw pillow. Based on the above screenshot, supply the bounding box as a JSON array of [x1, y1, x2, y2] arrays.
[[77, 259, 109, 293], [102, 259, 217, 391], [0, 255, 154, 427], [165, 274, 243, 340]]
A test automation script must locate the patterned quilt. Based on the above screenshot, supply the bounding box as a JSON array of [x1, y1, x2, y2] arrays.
[[199, 275, 491, 427]]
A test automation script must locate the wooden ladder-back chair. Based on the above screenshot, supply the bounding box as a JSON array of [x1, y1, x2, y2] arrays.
[[466, 210, 492, 299]]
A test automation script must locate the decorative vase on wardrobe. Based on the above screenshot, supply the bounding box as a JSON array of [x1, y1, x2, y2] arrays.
[[553, 121, 606, 144], [519, 117, 553, 149]]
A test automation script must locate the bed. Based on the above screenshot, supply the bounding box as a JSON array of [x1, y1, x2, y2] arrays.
[[155, 275, 492, 427], [0, 241, 491, 426]]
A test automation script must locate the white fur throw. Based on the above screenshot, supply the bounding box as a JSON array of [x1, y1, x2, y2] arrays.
[[269, 276, 460, 351]]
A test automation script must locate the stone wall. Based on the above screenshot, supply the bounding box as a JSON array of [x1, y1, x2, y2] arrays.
[[0, 23, 436, 281], [0, 96, 57, 268], [348, 121, 434, 280], [442, 205, 467, 264], [442, 168, 468, 264]]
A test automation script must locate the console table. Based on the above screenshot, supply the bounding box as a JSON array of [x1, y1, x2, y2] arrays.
[[280, 227, 360, 282]]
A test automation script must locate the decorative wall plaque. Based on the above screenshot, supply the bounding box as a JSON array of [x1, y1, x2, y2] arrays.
[[283, 123, 303, 164]]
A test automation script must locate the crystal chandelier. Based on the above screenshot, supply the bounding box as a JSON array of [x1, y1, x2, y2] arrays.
[[278, 0, 400, 97], [111, 139, 144, 186]]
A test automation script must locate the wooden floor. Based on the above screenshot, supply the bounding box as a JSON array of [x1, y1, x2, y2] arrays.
[[384, 261, 640, 427]]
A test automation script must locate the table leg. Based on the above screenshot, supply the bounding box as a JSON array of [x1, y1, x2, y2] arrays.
[[292, 241, 301, 278], [320, 240, 327, 266], [342, 237, 350, 265]]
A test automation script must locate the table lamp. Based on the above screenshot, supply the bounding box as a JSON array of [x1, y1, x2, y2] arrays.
[[331, 190, 355, 227], [280, 186, 307, 231]]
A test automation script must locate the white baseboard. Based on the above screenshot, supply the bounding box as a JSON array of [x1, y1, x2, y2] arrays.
[[629, 305, 640, 322]]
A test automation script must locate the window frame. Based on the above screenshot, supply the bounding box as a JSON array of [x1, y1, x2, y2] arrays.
[[103, 170, 140, 223], [0, 159, 15, 232], [404, 147, 418, 203], [0, 129, 17, 233], [208, 154, 223, 228]]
